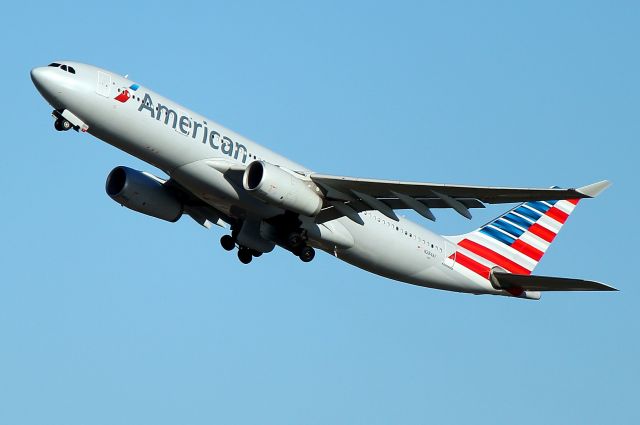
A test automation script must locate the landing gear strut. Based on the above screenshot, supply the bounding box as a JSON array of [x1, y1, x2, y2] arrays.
[[286, 231, 315, 262], [54, 118, 72, 131], [287, 232, 304, 251]]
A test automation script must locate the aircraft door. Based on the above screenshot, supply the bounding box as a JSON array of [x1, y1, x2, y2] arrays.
[[96, 72, 111, 97]]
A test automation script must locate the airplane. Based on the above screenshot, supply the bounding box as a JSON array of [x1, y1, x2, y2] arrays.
[[30, 61, 616, 300]]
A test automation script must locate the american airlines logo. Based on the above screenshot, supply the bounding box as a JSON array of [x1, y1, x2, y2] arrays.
[[115, 84, 140, 103], [135, 92, 248, 163]]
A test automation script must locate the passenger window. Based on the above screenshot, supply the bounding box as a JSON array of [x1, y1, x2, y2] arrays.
[[68, 67, 76, 74], [61, 65, 68, 71]]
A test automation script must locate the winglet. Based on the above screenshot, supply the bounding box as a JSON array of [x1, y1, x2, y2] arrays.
[[577, 180, 611, 198]]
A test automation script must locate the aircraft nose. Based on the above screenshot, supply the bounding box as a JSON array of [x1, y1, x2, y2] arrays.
[[31, 66, 43, 84], [31, 66, 66, 109], [30, 66, 54, 93]]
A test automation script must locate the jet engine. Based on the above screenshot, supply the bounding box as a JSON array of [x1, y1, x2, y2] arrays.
[[242, 161, 323, 216], [105, 166, 183, 222]]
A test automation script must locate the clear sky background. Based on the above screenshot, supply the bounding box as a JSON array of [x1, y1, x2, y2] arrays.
[[1, 1, 638, 424]]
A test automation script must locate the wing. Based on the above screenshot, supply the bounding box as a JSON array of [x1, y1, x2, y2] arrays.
[[164, 177, 234, 229], [311, 174, 610, 224]]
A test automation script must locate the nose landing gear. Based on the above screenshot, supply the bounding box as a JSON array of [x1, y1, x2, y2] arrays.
[[54, 118, 72, 131], [51, 109, 88, 133]]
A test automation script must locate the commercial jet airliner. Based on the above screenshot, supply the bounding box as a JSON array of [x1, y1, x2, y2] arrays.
[[31, 61, 616, 300]]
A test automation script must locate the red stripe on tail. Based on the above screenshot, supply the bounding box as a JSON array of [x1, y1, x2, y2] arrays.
[[458, 239, 531, 275], [511, 239, 544, 261], [546, 206, 569, 224], [454, 252, 491, 279], [529, 223, 556, 243]]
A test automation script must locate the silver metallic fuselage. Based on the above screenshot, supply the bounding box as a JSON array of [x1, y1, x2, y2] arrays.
[[31, 61, 499, 296]]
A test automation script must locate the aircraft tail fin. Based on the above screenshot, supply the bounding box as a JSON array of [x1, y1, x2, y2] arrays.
[[445, 195, 596, 276]]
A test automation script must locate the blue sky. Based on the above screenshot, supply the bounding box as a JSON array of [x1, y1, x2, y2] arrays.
[[1, 1, 638, 423]]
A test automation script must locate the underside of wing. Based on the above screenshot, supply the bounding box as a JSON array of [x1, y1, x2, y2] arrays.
[[311, 173, 610, 224]]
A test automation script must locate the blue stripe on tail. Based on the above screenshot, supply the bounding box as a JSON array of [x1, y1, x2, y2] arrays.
[[480, 226, 516, 245], [503, 212, 534, 229], [492, 219, 526, 238], [527, 201, 551, 214], [515, 205, 542, 221]]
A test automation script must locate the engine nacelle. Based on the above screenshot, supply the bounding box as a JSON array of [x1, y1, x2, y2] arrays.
[[242, 161, 323, 217], [106, 166, 183, 222]]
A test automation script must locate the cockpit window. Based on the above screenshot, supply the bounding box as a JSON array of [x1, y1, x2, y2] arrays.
[[47, 62, 76, 74]]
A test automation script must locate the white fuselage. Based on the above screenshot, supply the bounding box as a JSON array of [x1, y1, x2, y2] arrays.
[[31, 61, 500, 296]]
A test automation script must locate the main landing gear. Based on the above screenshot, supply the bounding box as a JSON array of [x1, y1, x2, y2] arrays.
[[219, 231, 316, 264], [54, 117, 72, 131], [220, 235, 263, 265], [286, 231, 315, 263], [220, 234, 235, 251], [298, 245, 315, 263], [237, 247, 253, 264]]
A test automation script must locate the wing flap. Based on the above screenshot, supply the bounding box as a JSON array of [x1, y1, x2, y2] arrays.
[[315, 198, 484, 224], [492, 271, 617, 292]]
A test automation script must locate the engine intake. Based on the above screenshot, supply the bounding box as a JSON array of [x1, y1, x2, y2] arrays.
[[106, 166, 183, 222], [243, 161, 322, 217]]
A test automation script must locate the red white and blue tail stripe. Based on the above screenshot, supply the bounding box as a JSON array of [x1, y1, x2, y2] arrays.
[[446, 198, 580, 280]]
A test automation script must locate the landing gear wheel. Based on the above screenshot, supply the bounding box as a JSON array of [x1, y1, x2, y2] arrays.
[[251, 250, 263, 258], [238, 248, 253, 264], [54, 118, 71, 131], [220, 235, 235, 251], [298, 246, 315, 263]]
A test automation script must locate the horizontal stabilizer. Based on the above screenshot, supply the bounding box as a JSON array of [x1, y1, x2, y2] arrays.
[[492, 271, 617, 292]]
